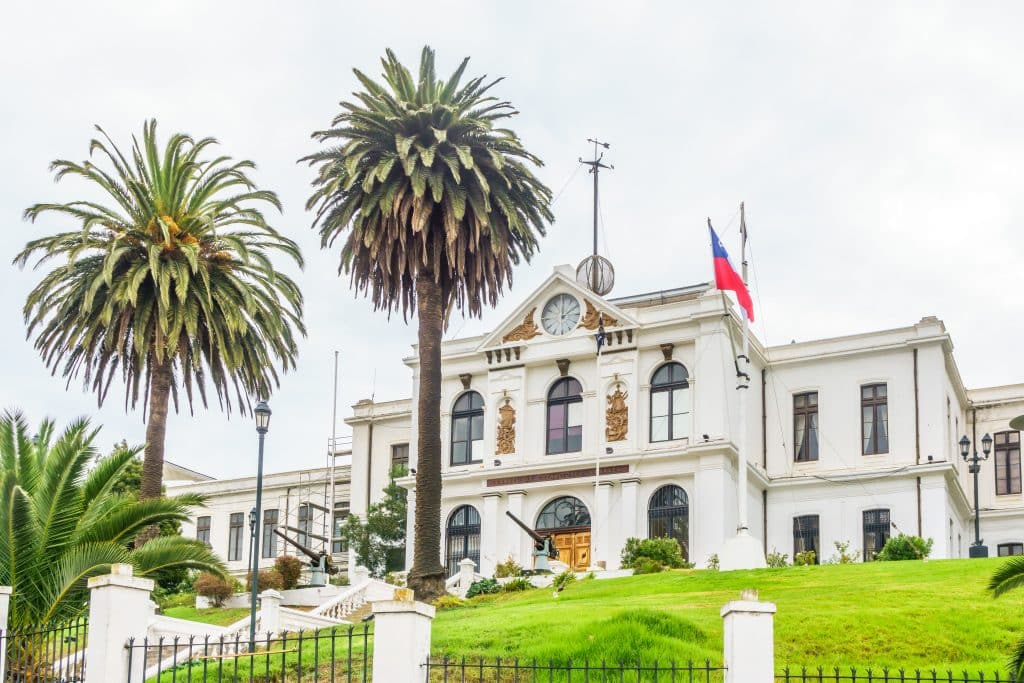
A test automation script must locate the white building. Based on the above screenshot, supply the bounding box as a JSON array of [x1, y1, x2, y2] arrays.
[[346, 265, 1024, 578]]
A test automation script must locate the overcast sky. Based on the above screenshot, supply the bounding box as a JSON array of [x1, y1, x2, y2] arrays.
[[1, 2, 1021, 479]]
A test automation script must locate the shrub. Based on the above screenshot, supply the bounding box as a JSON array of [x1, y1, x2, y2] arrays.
[[706, 554, 720, 570], [552, 571, 576, 593], [632, 557, 665, 574], [156, 591, 196, 610], [246, 569, 285, 592], [501, 577, 534, 593], [793, 550, 816, 566], [466, 578, 501, 598], [620, 537, 687, 569], [330, 574, 351, 587], [494, 556, 523, 578], [828, 540, 861, 564], [274, 556, 304, 590], [766, 549, 789, 568], [877, 534, 934, 561], [384, 571, 407, 587], [194, 572, 234, 607], [433, 594, 466, 610]]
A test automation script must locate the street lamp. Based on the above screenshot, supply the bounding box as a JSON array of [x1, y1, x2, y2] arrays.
[[249, 400, 271, 647], [959, 432, 992, 558]]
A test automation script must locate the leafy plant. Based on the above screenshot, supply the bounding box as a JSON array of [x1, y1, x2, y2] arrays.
[[990, 556, 1024, 680], [793, 550, 817, 566], [877, 534, 933, 561], [246, 568, 285, 592], [632, 558, 666, 575], [195, 572, 235, 608], [552, 571, 576, 594], [828, 540, 861, 564], [494, 556, 523, 578], [620, 537, 688, 569], [766, 549, 790, 568], [466, 577, 501, 598], [274, 555, 304, 589], [432, 594, 466, 610], [501, 577, 534, 592], [339, 465, 408, 577], [706, 554, 720, 571], [385, 571, 407, 587]]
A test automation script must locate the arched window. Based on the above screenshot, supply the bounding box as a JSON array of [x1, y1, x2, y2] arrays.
[[536, 496, 591, 530], [547, 378, 583, 454], [648, 485, 689, 560], [650, 363, 690, 442], [445, 505, 481, 577], [451, 391, 484, 466]]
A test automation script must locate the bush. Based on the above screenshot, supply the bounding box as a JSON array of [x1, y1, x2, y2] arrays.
[[156, 591, 196, 610], [552, 571, 576, 593], [274, 556, 304, 590], [329, 573, 351, 587], [494, 556, 523, 578], [828, 540, 860, 564], [706, 554, 720, 570], [877, 534, 933, 561], [620, 537, 687, 569], [793, 550, 816, 566], [466, 577, 501, 598], [194, 572, 234, 607], [501, 577, 534, 593], [766, 549, 789, 568], [433, 594, 466, 610], [632, 557, 665, 574], [384, 571, 407, 587], [246, 569, 285, 592]]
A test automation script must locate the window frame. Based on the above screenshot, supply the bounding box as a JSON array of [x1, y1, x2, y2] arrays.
[[535, 496, 591, 531], [792, 514, 820, 563], [861, 383, 889, 455], [296, 503, 311, 548], [450, 392, 485, 466], [994, 431, 1021, 496], [546, 378, 584, 455], [391, 443, 410, 468], [196, 516, 211, 547], [227, 512, 244, 562], [793, 391, 819, 462], [997, 542, 1023, 557], [261, 509, 279, 559], [332, 502, 350, 555], [862, 508, 891, 561], [649, 363, 691, 443], [445, 505, 481, 577], [647, 485, 690, 560]]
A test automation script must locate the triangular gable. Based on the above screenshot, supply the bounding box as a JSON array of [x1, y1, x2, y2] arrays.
[[476, 266, 639, 352]]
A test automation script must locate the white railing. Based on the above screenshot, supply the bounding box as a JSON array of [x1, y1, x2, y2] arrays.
[[312, 577, 395, 620], [279, 607, 345, 631]]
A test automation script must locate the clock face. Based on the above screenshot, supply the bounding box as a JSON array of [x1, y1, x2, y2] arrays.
[[541, 293, 581, 335]]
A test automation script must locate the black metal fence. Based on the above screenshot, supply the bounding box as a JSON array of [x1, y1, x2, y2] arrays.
[[776, 666, 1011, 682], [423, 657, 727, 682], [1, 618, 88, 683], [125, 624, 372, 682]]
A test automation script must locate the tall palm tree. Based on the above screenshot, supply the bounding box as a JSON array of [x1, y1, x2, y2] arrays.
[[990, 556, 1024, 680], [305, 47, 552, 600], [16, 121, 305, 510], [0, 410, 224, 631]]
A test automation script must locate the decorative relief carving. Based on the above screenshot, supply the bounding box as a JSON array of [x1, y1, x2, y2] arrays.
[[581, 300, 619, 330], [496, 398, 516, 455], [502, 308, 541, 343], [605, 385, 628, 442]]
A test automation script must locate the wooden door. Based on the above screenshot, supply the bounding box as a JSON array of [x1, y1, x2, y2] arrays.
[[553, 531, 591, 570]]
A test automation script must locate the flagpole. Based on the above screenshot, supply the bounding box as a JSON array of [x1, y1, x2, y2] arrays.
[[736, 203, 751, 533]]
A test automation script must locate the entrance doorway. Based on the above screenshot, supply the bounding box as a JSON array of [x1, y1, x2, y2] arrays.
[[535, 496, 591, 571], [552, 531, 591, 570]]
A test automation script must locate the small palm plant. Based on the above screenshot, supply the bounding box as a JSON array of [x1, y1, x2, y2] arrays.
[[990, 556, 1024, 680], [0, 410, 224, 633]]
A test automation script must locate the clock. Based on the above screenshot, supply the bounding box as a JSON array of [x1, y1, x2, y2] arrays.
[[541, 293, 581, 335]]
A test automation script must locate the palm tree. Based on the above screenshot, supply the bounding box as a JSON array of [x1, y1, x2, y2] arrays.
[[304, 47, 552, 600], [990, 556, 1024, 680], [16, 120, 305, 510], [0, 410, 224, 631]]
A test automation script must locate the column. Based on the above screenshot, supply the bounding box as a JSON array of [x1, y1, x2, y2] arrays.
[[591, 482, 613, 570], [85, 564, 154, 683], [372, 593, 435, 683], [260, 589, 282, 635], [721, 589, 776, 683], [694, 453, 729, 565], [620, 479, 640, 540], [481, 493, 501, 576], [506, 490, 527, 566]]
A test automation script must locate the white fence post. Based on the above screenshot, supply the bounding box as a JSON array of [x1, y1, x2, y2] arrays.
[[0, 586, 11, 682], [458, 558, 477, 595], [260, 589, 282, 635], [353, 565, 370, 586], [721, 589, 776, 683], [85, 564, 154, 683], [371, 589, 434, 683]]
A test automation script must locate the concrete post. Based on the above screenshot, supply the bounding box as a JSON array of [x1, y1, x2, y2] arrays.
[[458, 558, 477, 595], [0, 586, 11, 682], [721, 589, 776, 683], [260, 589, 282, 635], [353, 565, 370, 586], [85, 564, 154, 683], [372, 593, 435, 683]]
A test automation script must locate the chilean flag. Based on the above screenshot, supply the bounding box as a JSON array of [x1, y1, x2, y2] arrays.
[[709, 222, 754, 322]]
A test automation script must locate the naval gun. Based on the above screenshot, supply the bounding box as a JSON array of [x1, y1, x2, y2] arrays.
[[272, 527, 339, 587], [505, 511, 558, 573]]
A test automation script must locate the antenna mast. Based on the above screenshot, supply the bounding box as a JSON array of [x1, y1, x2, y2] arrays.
[[576, 139, 616, 296]]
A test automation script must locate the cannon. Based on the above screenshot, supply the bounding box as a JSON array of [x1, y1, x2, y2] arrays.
[[272, 527, 338, 586], [505, 511, 558, 573]]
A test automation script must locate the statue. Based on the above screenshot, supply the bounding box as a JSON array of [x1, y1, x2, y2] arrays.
[[496, 398, 516, 454], [606, 385, 628, 442]]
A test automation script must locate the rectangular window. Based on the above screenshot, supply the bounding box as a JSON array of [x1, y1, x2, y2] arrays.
[[862, 509, 890, 561], [861, 384, 889, 455], [332, 502, 350, 554], [196, 516, 211, 547], [793, 392, 819, 462], [994, 431, 1021, 496], [262, 509, 278, 559], [391, 443, 409, 468], [998, 543, 1024, 557], [227, 512, 244, 562], [297, 504, 311, 548], [792, 515, 820, 563]]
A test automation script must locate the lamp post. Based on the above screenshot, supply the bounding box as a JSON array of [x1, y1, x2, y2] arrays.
[[959, 432, 992, 558], [249, 400, 272, 647], [247, 506, 257, 583]]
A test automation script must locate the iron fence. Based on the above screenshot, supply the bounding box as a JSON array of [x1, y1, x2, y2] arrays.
[[125, 623, 372, 682], [1, 617, 88, 683], [423, 657, 727, 682], [776, 666, 1011, 682]]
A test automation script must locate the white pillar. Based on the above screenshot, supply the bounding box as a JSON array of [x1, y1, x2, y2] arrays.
[[458, 558, 477, 596], [353, 565, 370, 586], [620, 479, 640, 541], [591, 482, 613, 570], [506, 490, 526, 565], [372, 594, 435, 683], [260, 589, 282, 635], [721, 589, 776, 683], [404, 487, 416, 571], [480, 494, 501, 576], [85, 564, 154, 683], [0, 586, 11, 682]]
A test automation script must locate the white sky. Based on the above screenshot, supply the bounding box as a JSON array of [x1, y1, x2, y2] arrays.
[[1, 2, 1021, 478]]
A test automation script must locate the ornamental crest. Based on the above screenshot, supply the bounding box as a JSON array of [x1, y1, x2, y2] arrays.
[[605, 385, 628, 442], [502, 308, 541, 343], [496, 398, 516, 455]]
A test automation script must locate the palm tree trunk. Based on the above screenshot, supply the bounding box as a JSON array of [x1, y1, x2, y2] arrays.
[[137, 360, 171, 545], [406, 271, 447, 602]]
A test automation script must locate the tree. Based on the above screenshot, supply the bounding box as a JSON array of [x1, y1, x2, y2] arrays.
[[15, 120, 305, 518], [990, 556, 1024, 681], [0, 410, 225, 631], [305, 47, 552, 600], [340, 465, 408, 577]]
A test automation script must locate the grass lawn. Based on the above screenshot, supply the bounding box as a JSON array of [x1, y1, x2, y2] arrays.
[[162, 606, 251, 627], [431, 558, 1024, 673]]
